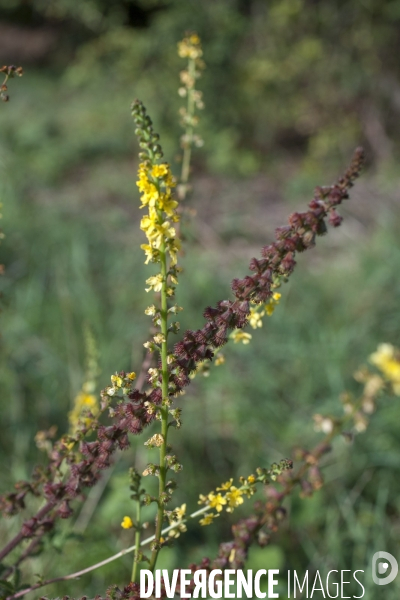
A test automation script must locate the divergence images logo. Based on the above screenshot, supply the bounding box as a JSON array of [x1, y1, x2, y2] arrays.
[[372, 551, 398, 586]]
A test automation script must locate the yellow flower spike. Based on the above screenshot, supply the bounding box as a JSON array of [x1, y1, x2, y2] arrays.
[[207, 492, 227, 512], [121, 516, 134, 529]]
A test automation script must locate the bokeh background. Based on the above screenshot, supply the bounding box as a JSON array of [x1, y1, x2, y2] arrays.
[[1, 0, 400, 598]]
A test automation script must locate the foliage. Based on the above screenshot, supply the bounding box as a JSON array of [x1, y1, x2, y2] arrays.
[[1, 0, 400, 173]]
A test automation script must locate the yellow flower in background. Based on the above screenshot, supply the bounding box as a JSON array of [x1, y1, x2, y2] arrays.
[[199, 513, 219, 526], [121, 516, 134, 529], [174, 503, 186, 520], [230, 330, 252, 344], [370, 343, 400, 394], [265, 292, 281, 316], [217, 479, 233, 491], [168, 504, 187, 538], [249, 305, 264, 329], [69, 392, 98, 431], [177, 34, 203, 60]]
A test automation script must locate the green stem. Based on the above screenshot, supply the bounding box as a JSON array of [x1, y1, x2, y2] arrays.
[[131, 499, 142, 582], [149, 238, 170, 572], [180, 57, 196, 188]]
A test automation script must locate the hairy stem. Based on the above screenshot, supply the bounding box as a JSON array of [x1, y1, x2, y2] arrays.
[[149, 238, 170, 572], [131, 499, 142, 582]]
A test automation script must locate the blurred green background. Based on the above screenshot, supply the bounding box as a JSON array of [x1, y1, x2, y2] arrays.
[[1, 0, 400, 598]]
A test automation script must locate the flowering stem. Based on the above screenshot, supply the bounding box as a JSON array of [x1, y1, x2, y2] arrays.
[[180, 57, 196, 188], [131, 499, 142, 583], [149, 238, 170, 572]]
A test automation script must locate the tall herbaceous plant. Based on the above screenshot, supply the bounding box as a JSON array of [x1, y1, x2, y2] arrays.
[[0, 35, 399, 600]]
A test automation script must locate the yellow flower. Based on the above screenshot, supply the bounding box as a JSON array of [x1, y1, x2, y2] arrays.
[[230, 330, 252, 344], [151, 164, 169, 178], [145, 305, 157, 316], [121, 516, 134, 529], [168, 504, 187, 538], [127, 372, 136, 380], [174, 503, 186, 520], [168, 523, 187, 538], [265, 292, 281, 316], [68, 392, 98, 430], [158, 194, 178, 217], [199, 513, 219, 526], [225, 486, 244, 512], [153, 333, 166, 344], [144, 433, 164, 447], [247, 475, 256, 484], [215, 354, 225, 366], [168, 238, 181, 265], [370, 343, 400, 395], [140, 213, 158, 239], [249, 306, 264, 329], [145, 274, 163, 293], [217, 479, 233, 491], [189, 33, 200, 45], [141, 244, 156, 265], [207, 492, 227, 512], [111, 374, 123, 388]]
